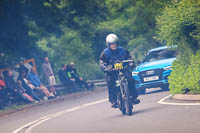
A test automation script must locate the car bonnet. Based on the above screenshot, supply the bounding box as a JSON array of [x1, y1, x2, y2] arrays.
[[135, 58, 176, 72]]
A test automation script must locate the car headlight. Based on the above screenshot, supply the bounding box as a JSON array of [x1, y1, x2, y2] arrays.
[[132, 71, 139, 76], [163, 66, 172, 71]]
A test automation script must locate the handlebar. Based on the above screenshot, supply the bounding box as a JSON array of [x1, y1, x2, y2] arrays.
[[121, 59, 134, 63], [104, 59, 134, 72]]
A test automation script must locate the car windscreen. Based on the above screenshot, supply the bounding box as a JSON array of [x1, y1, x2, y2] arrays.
[[143, 49, 176, 62]]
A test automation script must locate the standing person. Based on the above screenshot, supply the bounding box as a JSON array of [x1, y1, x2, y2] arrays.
[[99, 33, 140, 108], [42, 57, 57, 96]]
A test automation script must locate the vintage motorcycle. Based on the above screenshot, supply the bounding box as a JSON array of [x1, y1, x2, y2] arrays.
[[113, 59, 134, 115]]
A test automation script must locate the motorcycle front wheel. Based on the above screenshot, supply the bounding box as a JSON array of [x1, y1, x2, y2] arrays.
[[122, 81, 133, 116], [117, 92, 126, 115]]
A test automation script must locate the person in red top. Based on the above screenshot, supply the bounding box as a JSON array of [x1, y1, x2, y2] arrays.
[[0, 72, 9, 109], [3, 70, 36, 104]]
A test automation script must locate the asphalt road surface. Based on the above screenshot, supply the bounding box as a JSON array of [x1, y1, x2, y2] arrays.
[[0, 87, 200, 133]]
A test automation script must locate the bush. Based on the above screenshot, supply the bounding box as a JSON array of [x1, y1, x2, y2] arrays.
[[169, 52, 200, 94], [157, 0, 200, 95], [77, 62, 104, 80], [156, 0, 200, 53]]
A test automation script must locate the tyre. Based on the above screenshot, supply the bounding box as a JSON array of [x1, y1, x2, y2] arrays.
[[122, 81, 133, 116], [121, 107, 126, 115], [161, 84, 169, 91], [117, 92, 126, 115], [137, 87, 146, 95]]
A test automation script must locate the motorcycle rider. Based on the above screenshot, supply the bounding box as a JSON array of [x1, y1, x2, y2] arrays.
[[100, 33, 140, 108]]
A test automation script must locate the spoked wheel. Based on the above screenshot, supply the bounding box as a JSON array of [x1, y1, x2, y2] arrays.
[[117, 92, 126, 115], [122, 81, 133, 116]]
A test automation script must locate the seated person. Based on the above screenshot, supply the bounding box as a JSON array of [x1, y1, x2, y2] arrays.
[[58, 64, 79, 90], [0, 73, 10, 109], [27, 67, 54, 99], [3, 70, 36, 104], [17, 70, 41, 102], [68, 62, 93, 90]]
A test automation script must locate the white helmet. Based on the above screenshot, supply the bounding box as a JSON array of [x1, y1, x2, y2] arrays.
[[106, 33, 119, 46]]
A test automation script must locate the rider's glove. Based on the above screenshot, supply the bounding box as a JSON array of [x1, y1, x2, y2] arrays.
[[128, 60, 135, 70]]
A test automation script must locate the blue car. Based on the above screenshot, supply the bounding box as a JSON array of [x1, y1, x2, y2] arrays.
[[132, 46, 176, 94]]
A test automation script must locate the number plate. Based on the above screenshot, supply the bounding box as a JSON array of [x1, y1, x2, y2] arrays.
[[114, 63, 123, 70], [144, 76, 159, 82]]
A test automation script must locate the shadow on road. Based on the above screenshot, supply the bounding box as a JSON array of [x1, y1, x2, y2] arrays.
[[139, 89, 169, 96], [107, 105, 165, 119], [133, 106, 162, 115]]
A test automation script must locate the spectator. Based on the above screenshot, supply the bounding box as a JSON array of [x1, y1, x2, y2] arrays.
[[0, 73, 9, 109], [3, 70, 36, 104], [27, 67, 55, 99], [17, 70, 41, 102], [68, 62, 93, 90], [58, 64, 79, 90], [42, 57, 57, 96]]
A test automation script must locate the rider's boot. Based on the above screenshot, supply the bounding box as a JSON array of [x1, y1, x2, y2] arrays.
[[111, 101, 118, 108], [131, 97, 140, 105]]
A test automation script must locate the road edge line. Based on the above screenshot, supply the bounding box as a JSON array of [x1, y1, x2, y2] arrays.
[[12, 98, 108, 133], [158, 94, 200, 106]]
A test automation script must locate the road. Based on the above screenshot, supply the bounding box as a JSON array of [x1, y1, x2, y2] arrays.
[[0, 87, 200, 133]]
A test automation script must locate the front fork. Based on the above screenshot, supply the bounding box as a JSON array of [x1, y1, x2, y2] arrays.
[[117, 72, 127, 99]]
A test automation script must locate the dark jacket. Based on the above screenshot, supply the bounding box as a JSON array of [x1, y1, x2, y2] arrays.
[[58, 69, 70, 83], [4, 76, 22, 93], [68, 67, 79, 79], [99, 47, 135, 72]]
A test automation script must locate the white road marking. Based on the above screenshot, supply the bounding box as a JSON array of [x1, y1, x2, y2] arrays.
[[12, 98, 108, 133], [158, 94, 200, 106]]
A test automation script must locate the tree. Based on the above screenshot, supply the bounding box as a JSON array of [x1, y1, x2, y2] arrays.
[[97, 0, 170, 60], [157, 0, 200, 56], [157, 0, 200, 94], [0, 0, 171, 79]]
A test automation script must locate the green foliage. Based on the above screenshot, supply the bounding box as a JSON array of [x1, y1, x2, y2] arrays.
[[98, 0, 170, 60], [169, 53, 200, 94], [157, 0, 200, 54], [76, 62, 104, 80], [157, 0, 200, 94], [35, 27, 101, 79], [168, 59, 188, 94], [0, 0, 170, 79], [184, 53, 200, 94]]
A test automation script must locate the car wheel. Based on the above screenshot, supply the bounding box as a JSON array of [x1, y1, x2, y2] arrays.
[[161, 84, 169, 91], [137, 87, 146, 95]]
